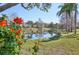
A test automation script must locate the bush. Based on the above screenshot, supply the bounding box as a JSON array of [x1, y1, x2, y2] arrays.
[[0, 15, 24, 55]]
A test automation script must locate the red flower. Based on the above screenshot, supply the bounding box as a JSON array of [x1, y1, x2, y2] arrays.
[[0, 20, 7, 27], [16, 29, 23, 34], [13, 17, 23, 24]]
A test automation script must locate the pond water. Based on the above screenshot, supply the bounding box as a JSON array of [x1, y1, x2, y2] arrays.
[[24, 32, 57, 40]]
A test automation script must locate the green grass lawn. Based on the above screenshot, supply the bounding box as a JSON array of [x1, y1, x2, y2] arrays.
[[20, 30, 79, 55]]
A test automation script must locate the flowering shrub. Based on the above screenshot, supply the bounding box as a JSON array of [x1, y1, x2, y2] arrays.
[[0, 15, 24, 55], [0, 20, 7, 27], [13, 17, 23, 24]]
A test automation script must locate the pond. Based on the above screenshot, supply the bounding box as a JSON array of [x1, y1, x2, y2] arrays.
[[24, 32, 57, 40]]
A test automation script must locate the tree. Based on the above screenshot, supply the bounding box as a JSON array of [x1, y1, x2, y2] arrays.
[[21, 3, 52, 12], [48, 22, 53, 28], [0, 3, 51, 12], [0, 3, 18, 12], [74, 4, 78, 34], [37, 18, 44, 34], [27, 21, 33, 27], [57, 3, 78, 34], [48, 22, 54, 33], [57, 4, 70, 33]]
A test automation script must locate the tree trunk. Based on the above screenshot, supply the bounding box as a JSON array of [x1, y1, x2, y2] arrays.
[[66, 12, 68, 33], [74, 4, 77, 34], [70, 14, 73, 32], [0, 3, 18, 12]]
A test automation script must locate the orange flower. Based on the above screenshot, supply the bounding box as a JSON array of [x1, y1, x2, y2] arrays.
[[13, 17, 23, 24], [16, 35, 20, 39], [0, 20, 7, 27], [16, 29, 23, 34], [10, 28, 15, 32], [17, 41, 23, 45]]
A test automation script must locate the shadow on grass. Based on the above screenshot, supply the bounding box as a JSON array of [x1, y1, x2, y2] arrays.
[[42, 35, 61, 42]]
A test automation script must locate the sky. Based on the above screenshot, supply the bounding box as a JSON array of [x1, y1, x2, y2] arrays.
[[0, 3, 71, 24]]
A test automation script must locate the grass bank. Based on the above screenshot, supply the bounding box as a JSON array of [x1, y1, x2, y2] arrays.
[[20, 31, 79, 55]]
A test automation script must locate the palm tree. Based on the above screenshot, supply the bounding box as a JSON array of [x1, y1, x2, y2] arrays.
[[57, 3, 78, 34], [74, 4, 77, 34], [57, 4, 70, 33], [65, 3, 78, 34]]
